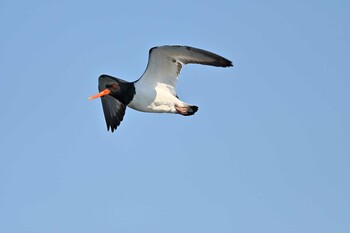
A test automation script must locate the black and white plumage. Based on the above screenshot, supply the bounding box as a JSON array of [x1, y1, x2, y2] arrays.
[[89, 45, 233, 132]]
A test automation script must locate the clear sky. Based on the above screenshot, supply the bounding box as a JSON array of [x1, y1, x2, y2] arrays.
[[1, 1, 349, 232]]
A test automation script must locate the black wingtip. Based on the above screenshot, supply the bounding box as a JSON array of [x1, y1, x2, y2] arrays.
[[100, 95, 126, 133], [223, 60, 233, 67], [215, 59, 233, 68]]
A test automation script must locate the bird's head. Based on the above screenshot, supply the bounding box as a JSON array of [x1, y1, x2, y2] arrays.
[[88, 75, 122, 100]]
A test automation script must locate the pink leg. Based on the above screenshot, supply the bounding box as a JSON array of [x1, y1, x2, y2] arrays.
[[175, 105, 189, 115]]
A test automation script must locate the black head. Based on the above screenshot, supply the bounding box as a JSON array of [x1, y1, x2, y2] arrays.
[[88, 74, 135, 132], [89, 74, 135, 104]]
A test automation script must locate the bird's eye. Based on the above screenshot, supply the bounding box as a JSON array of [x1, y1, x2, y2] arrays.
[[112, 84, 118, 89]]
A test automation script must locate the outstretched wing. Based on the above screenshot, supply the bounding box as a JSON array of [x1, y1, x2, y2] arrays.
[[137, 45, 232, 95], [100, 95, 126, 132]]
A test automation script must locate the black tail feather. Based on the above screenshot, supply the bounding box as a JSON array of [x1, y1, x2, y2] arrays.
[[186, 105, 198, 116]]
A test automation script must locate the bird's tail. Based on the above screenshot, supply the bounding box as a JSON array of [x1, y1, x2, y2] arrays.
[[186, 105, 198, 116], [175, 105, 198, 116]]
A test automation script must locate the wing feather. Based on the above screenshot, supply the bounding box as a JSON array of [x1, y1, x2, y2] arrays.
[[137, 45, 232, 94], [100, 95, 126, 132]]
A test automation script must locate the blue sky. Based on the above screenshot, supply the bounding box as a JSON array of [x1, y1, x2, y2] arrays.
[[1, 1, 349, 232]]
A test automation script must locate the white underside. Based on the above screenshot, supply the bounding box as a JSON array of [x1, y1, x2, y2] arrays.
[[127, 82, 189, 113]]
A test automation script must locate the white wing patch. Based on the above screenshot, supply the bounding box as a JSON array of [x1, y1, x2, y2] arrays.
[[128, 45, 232, 113], [136, 45, 232, 95]]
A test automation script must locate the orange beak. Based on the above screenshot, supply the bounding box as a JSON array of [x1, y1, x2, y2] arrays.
[[88, 89, 111, 100]]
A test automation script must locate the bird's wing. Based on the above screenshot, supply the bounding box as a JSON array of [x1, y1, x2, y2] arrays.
[[100, 95, 126, 132], [137, 45, 232, 95]]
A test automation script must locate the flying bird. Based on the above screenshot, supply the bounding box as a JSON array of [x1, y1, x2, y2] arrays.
[[88, 45, 233, 132]]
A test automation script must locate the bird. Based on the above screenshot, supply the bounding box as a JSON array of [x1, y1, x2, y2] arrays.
[[88, 45, 233, 132]]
